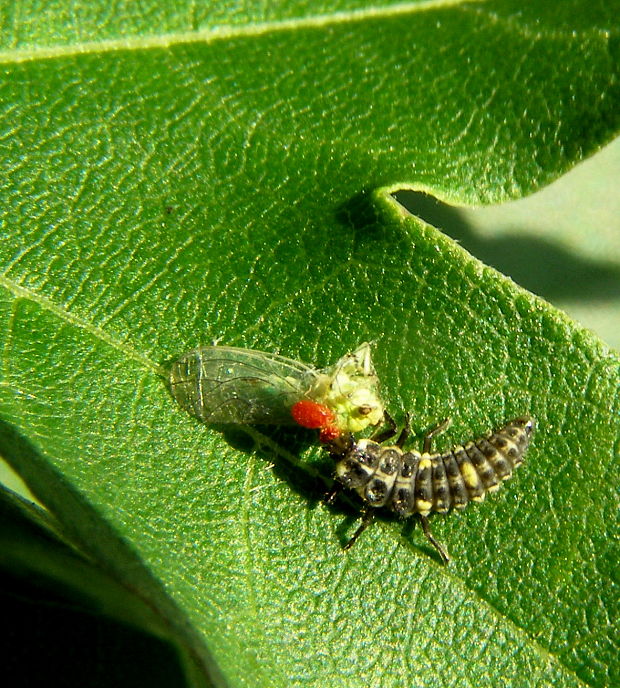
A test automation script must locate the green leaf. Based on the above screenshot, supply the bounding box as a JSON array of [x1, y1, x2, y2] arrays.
[[1, 1, 619, 687]]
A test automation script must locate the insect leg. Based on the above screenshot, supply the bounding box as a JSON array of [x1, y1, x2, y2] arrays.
[[422, 417, 452, 453], [371, 411, 397, 443], [343, 508, 375, 550], [324, 483, 343, 506], [419, 515, 450, 565], [396, 412, 411, 448]]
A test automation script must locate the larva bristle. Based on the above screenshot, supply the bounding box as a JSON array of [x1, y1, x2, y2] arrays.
[[453, 446, 486, 502], [464, 441, 500, 492], [487, 416, 535, 470], [392, 486, 414, 516], [414, 457, 433, 515], [476, 437, 513, 480], [364, 476, 391, 507], [431, 455, 451, 513], [336, 458, 374, 489], [391, 452, 419, 516], [361, 445, 400, 507], [335, 439, 381, 489]]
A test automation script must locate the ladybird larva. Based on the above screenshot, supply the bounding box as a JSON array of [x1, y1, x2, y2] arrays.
[[324, 415, 535, 563]]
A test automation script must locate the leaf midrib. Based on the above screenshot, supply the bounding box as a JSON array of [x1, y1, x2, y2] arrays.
[[0, 274, 160, 375], [2, 0, 608, 67]]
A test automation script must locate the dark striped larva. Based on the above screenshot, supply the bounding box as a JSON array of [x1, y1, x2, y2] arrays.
[[324, 415, 535, 563]]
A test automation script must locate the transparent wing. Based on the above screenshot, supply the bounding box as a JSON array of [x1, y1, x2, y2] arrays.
[[169, 346, 319, 425]]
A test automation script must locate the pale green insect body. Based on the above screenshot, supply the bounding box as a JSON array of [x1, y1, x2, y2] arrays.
[[307, 343, 384, 432]]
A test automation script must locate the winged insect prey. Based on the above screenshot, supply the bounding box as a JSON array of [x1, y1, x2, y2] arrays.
[[168, 342, 385, 436], [324, 415, 535, 564]]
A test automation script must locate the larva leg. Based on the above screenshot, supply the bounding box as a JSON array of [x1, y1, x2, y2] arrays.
[[324, 482, 343, 506], [396, 412, 411, 448], [420, 515, 450, 565], [343, 508, 375, 550], [371, 410, 397, 443], [423, 417, 452, 453]]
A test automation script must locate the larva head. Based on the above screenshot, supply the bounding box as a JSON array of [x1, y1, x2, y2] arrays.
[[291, 400, 341, 442], [322, 431, 356, 458]]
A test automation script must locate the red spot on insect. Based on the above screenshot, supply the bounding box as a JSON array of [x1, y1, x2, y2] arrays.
[[291, 400, 341, 441], [319, 425, 341, 442], [291, 400, 334, 428]]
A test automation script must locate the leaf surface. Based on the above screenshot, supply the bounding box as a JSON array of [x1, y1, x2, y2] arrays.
[[1, 1, 619, 687]]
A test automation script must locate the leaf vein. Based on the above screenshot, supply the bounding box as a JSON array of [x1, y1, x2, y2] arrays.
[[0, 0, 482, 65], [0, 274, 162, 375]]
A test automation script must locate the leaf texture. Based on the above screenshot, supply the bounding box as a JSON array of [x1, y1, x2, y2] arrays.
[[1, 1, 619, 686]]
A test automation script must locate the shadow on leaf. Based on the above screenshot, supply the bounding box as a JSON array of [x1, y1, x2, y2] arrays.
[[394, 189, 620, 302]]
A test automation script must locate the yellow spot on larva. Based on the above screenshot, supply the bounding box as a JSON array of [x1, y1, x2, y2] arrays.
[[461, 462, 480, 488], [419, 458, 431, 470], [472, 494, 485, 502], [416, 500, 432, 514]]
